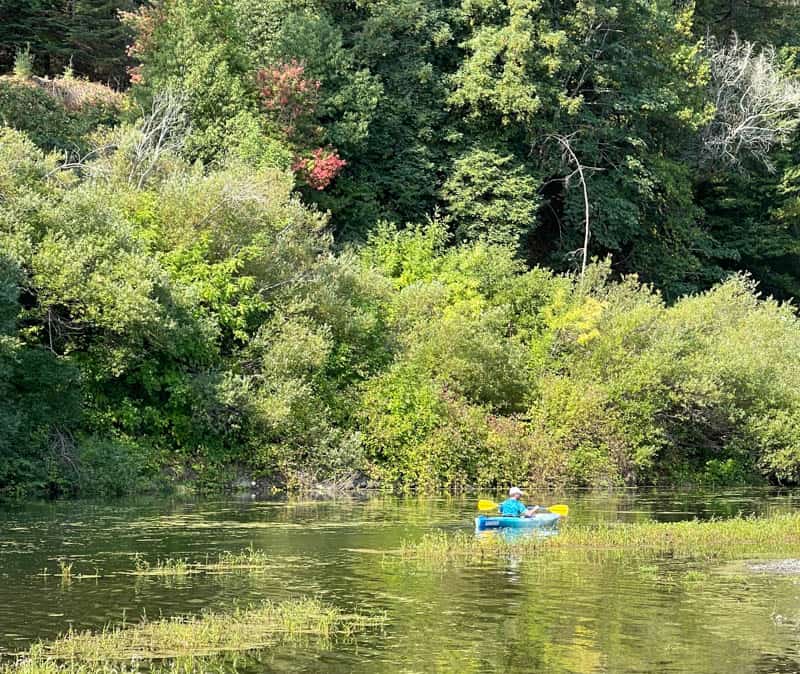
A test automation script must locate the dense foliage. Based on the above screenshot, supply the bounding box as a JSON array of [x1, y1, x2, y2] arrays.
[[2, 0, 800, 496], [0, 0, 138, 86], [358, 227, 800, 489], [0, 73, 124, 153]]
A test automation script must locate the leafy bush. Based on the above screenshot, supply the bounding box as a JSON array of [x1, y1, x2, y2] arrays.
[[5, 29, 800, 496], [442, 147, 541, 248], [0, 119, 390, 495], [354, 226, 800, 490], [0, 76, 122, 153], [74, 436, 152, 498]]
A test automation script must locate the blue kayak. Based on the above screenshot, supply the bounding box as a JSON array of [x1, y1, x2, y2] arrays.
[[475, 513, 561, 531]]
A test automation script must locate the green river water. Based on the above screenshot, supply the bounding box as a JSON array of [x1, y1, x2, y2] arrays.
[[2, 489, 800, 673]]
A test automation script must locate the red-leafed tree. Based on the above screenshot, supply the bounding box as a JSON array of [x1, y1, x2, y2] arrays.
[[292, 148, 347, 191], [256, 60, 320, 138], [119, 3, 165, 85], [257, 60, 345, 190]]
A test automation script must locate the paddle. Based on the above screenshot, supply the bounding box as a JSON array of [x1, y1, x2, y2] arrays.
[[478, 499, 569, 517]]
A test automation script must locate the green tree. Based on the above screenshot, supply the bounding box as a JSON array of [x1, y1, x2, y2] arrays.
[[441, 145, 541, 247], [126, 0, 261, 162], [0, 0, 136, 84], [449, 0, 712, 295], [233, 0, 457, 237]]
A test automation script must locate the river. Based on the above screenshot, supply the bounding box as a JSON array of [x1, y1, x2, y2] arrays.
[[2, 489, 800, 673]]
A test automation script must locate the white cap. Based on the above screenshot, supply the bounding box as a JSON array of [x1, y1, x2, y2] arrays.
[[509, 486, 524, 496]]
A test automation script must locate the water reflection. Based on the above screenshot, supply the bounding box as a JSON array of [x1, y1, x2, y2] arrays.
[[0, 488, 799, 672]]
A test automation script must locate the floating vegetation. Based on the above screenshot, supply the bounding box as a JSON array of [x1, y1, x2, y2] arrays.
[[201, 545, 272, 572], [2, 656, 241, 674], [2, 661, 128, 674], [33, 547, 278, 582], [131, 554, 195, 577], [549, 512, 800, 555], [127, 514, 394, 532], [128, 546, 273, 577], [23, 598, 383, 662], [395, 513, 800, 565]]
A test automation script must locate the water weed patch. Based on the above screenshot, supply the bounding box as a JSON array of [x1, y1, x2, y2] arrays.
[[128, 547, 274, 577], [396, 513, 800, 565], [23, 598, 384, 662]]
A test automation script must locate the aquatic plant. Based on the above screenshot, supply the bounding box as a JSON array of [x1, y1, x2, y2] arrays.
[[131, 555, 194, 577], [396, 513, 800, 565], [58, 561, 72, 583], [682, 569, 710, 584], [35, 564, 99, 583], [129, 546, 273, 577], [2, 661, 123, 674], [202, 545, 272, 572], [2, 657, 236, 674], [552, 512, 800, 556], [25, 598, 383, 661]]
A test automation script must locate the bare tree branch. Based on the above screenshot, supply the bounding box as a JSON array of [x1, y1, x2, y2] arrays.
[[44, 144, 117, 179], [701, 34, 800, 170], [549, 134, 593, 278], [129, 90, 190, 188]]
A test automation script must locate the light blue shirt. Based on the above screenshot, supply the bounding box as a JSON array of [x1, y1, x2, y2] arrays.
[[499, 498, 527, 517]]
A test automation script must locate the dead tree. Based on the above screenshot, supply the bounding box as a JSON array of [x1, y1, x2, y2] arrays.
[[129, 89, 189, 188], [549, 133, 592, 278], [701, 34, 800, 170]]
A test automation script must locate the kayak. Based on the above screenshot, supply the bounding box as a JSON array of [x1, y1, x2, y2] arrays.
[[475, 513, 561, 531]]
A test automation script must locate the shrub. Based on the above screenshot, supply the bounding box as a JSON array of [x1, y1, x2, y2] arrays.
[[441, 146, 541, 248], [357, 231, 800, 490], [74, 436, 152, 498], [0, 76, 122, 153], [13, 45, 33, 78]]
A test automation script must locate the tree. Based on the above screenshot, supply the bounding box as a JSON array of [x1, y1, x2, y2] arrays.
[[701, 36, 800, 170], [449, 0, 712, 296], [233, 0, 456, 238], [0, 0, 137, 85], [123, 0, 259, 162], [441, 145, 541, 248]]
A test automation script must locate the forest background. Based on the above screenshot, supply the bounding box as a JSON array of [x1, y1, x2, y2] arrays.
[[2, 0, 800, 497]]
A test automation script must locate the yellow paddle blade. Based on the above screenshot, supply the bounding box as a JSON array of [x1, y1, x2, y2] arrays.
[[478, 500, 569, 516]]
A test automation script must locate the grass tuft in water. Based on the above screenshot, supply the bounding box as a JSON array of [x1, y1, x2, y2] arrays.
[[682, 569, 710, 584], [2, 656, 234, 673], [25, 598, 384, 661], [58, 561, 72, 580], [129, 546, 273, 577], [202, 545, 272, 572], [3, 661, 121, 674], [396, 512, 800, 565], [132, 554, 194, 577], [58, 561, 73, 586]]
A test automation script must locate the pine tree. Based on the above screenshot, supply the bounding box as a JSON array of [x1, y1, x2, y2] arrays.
[[0, 0, 137, 85]]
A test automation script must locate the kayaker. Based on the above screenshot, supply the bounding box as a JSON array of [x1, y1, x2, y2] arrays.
[[499, 487, 540, 518]]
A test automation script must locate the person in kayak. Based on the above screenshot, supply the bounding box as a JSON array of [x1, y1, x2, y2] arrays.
[[499, 487, 540, 518]]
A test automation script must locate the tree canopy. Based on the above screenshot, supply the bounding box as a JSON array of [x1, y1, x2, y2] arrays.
[[2, 0, 800, 495]]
